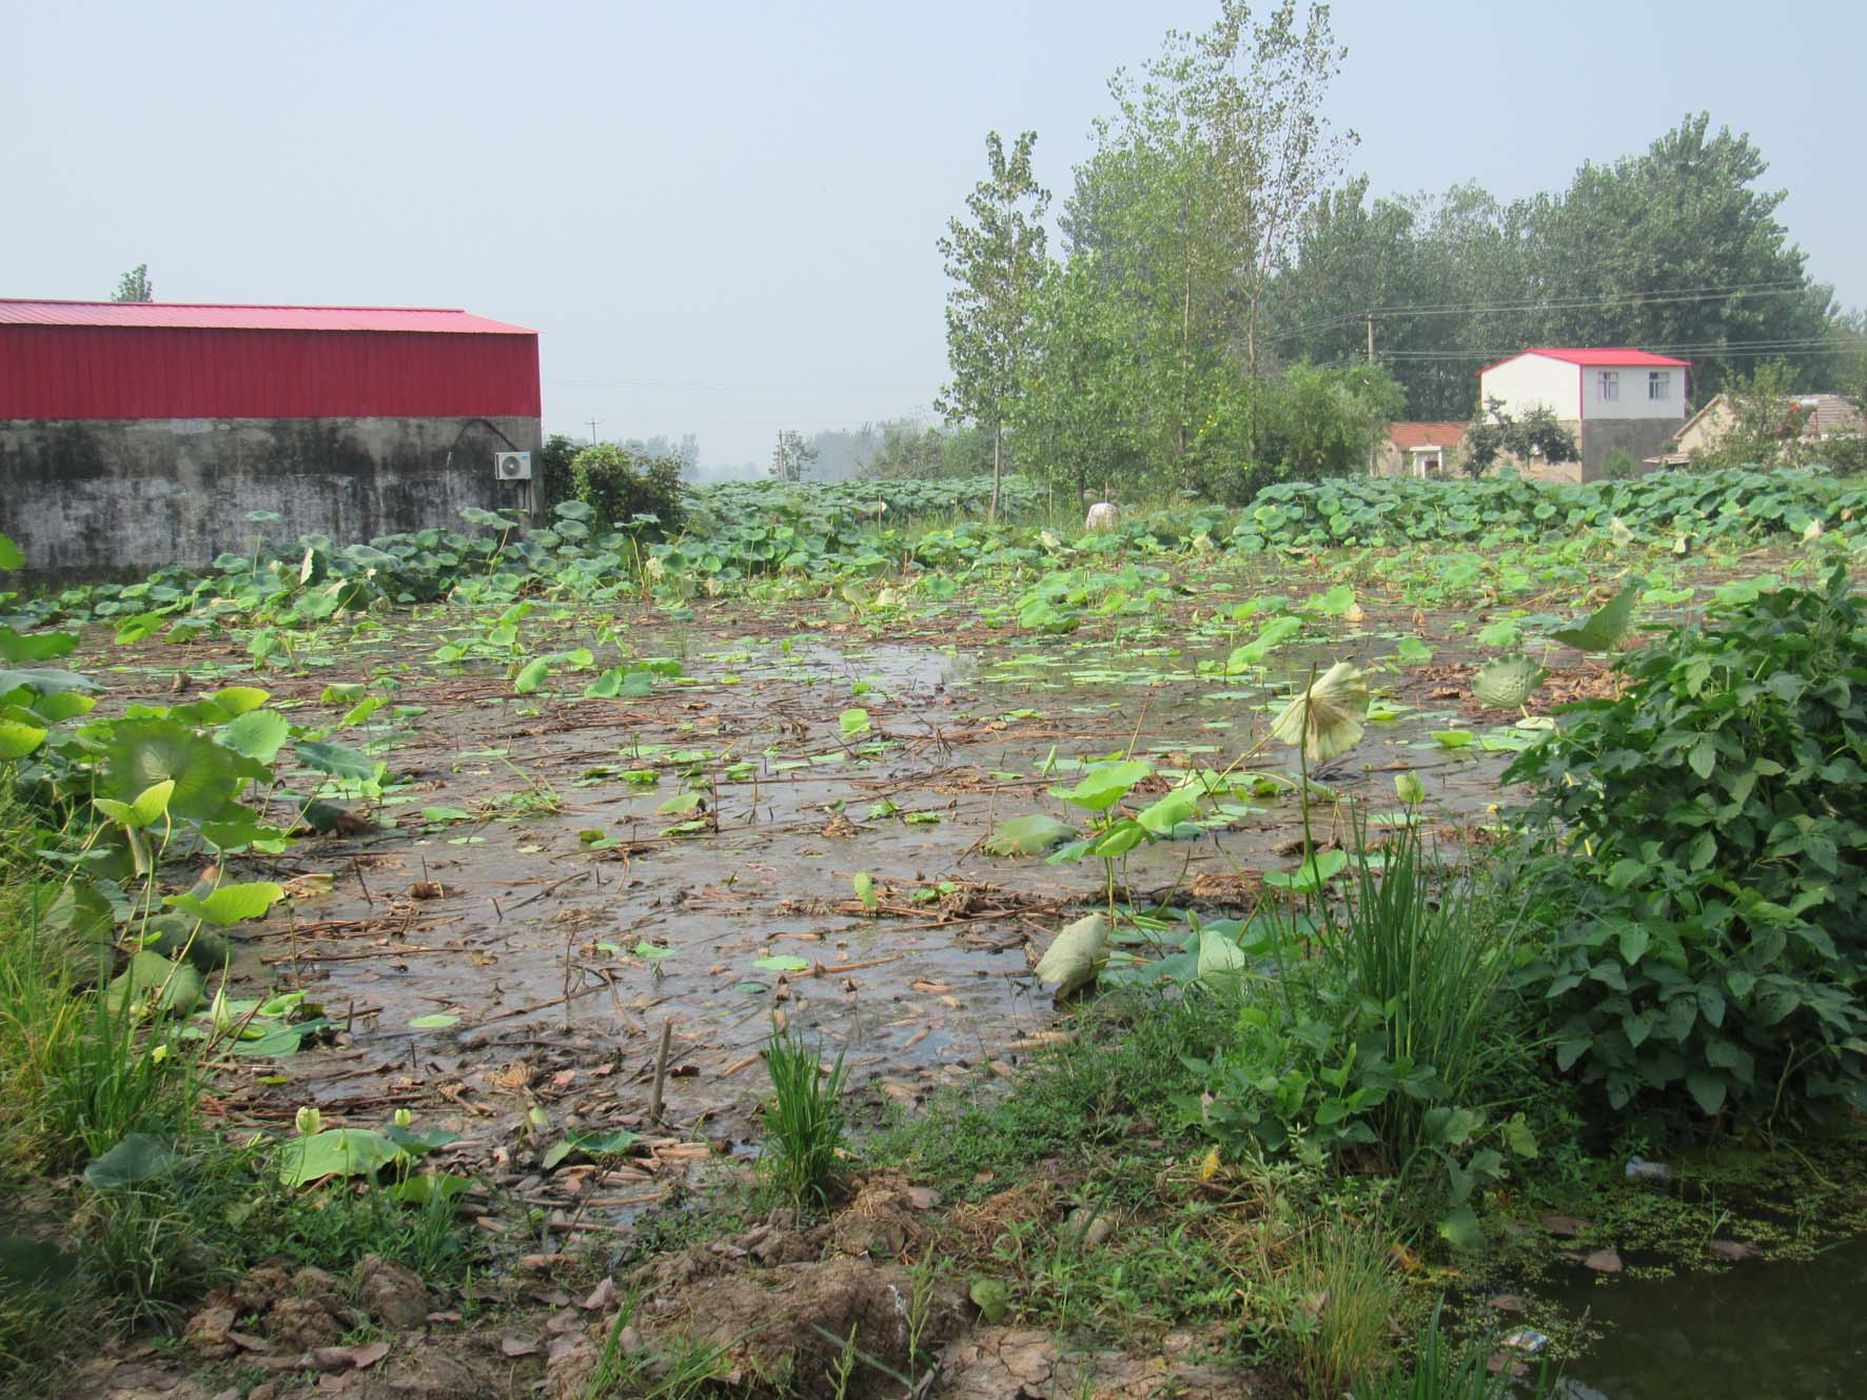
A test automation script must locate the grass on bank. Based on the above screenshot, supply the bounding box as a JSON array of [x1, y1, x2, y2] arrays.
[[863, 829, 1557, 1393], [0, 782, 480, 1385]]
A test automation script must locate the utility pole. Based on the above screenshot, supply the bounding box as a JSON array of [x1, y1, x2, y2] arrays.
[[587, 418, 602, 445], [1366, 313, 1375, 365]]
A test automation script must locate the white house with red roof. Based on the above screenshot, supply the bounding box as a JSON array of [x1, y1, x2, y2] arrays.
[[1478, 348, 1691, 482]]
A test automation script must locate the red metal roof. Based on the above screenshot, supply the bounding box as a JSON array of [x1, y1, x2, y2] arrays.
[[2, 322, 539, 420], [0, 299, 534, 335], [1481, 347, 1692, 372], [1387, 421, 1468, 450]]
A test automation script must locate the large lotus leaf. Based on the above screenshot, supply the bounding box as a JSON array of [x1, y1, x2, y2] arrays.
[[0, 626, 77, 663], [169, 687, 270, 724], [984, 813, 1079, 857], [0, 718, 47, 759], [1136, 790, 1199, 836], [0, 669, 99, 697], [1049, 760, 1153, 812], [1033, 912, 1110, 998], [1269, 662, 1369, 762], [100, 719, 263, 820], [294, 739, 375, 781], [277, 1128, 402, 1187], [218, 709, 290, 763], [164, 880, 284, 927], [1226, 616, 1304, 670], [1471, 656, 1548, 710], [1551, 580, 1641, 651], [21, 689, 96, 722]]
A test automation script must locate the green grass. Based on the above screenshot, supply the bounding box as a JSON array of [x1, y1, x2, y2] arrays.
[[1276, 1213, 1406, 1396], [759, 1020, 849, 1211], [869, 987, 1230, 1197], [1355, 1300, 1512, 1400], [0, 776, 478, 1379], [1317, 821, 1533, 1174]]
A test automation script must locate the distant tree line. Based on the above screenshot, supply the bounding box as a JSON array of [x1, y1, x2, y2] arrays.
[[1268, 112, 1845, 419], [933, 1, 1858, 502]]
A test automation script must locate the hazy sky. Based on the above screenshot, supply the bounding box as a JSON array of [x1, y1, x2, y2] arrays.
[[7, 1, 1863, 467]]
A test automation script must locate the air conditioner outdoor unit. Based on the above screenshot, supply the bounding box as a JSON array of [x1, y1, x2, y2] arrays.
[[493, 451, 533, 482]]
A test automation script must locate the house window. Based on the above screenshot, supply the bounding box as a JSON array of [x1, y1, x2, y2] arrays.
[[1598, 371, 1620, 403], [1649, 371, 1671, 400]]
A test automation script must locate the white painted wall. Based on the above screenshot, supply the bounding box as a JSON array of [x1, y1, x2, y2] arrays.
[[1480, 354, 1580, 421], [1481, 353, 1689, 422], [1580, 364, 1687, 420]]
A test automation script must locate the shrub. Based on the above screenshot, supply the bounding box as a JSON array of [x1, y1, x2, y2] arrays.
[[1506, 563, 1866, 1130], [569, 444, 686, 538], [534, 433, 582, 512], [1600, 447, 1638, 481], [1182, 825, 1538, 1206]]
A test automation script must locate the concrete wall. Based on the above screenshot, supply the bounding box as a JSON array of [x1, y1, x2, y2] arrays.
[[1480, 355, 1580, 420], [1579, 418, 1678, 479], [1504, 418, 1675, 483], [0, 415, 540, 574]]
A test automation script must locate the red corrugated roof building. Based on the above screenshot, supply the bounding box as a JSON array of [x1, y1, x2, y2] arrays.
[[0, 300, 540, 420], [0, 299, 543, 573]]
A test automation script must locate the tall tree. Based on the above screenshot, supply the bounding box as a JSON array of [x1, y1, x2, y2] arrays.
[[1062, 1, 1351, 471], [1526, 113, 1834, 396], [112, 264, 154, 302], [936, 130, 1050, 518], [1269, 113, 1840, 418], [769, 429, 817, 483], [1012, 254, 1148, 499]]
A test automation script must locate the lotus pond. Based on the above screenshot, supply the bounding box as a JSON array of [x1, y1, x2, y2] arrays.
[[3, 473, 1862, 1396]]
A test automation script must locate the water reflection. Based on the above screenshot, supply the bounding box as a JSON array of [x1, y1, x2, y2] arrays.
[[1550, 1238, 1866, 1399]]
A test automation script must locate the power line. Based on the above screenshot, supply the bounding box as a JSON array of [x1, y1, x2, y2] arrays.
[[1271, 279, 1816, 345], [1374, 335, 1863, 363]]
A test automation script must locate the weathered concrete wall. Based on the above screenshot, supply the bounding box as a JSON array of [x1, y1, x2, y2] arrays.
[[1579, 419, 1677, 479], [0, 415, 541, 574], [1503, 417, 1673, 483]]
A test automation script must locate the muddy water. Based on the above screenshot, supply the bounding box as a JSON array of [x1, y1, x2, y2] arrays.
[[214, 615, 1529, 1155], [1549, 1238, 1867, 1398]]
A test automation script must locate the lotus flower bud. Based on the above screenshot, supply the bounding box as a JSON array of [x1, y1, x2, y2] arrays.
[[295, 1106, 322, 1136]]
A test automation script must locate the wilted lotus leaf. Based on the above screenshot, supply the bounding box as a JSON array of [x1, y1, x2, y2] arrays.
[[1033, 912, 1110, 998], [1269, 662, 1369, 762]]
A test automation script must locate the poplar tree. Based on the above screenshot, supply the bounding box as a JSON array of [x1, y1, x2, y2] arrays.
[[936, 131, 1050, 518]]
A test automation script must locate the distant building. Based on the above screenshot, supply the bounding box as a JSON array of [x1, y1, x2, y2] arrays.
[[1650, 391, 1866, 466], [0, 300, 541, 573], [1478, 347, 1690, 482], [1374, 421, 1468, 478]]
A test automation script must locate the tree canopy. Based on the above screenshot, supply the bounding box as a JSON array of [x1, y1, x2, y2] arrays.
[[936, 130, 1050, 516], [1269, 113, 1845, 419], [927, 8, 1855, 506], [112, 264, 154, 302]]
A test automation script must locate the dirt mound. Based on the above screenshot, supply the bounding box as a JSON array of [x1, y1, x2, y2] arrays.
[[940, 1328, 1258, 1398], [551, 1253, 959, 1400]]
